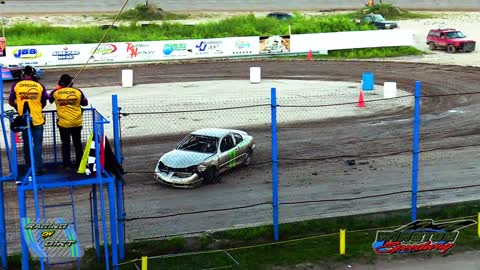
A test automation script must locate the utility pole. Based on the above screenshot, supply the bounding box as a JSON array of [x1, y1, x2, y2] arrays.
[[145, 0, 149, 6]]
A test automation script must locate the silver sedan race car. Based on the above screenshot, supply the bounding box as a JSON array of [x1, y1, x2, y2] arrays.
[[155, 128, 256, 188]]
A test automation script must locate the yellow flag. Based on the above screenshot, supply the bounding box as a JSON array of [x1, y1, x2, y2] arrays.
[[77, 133, 93, 174]]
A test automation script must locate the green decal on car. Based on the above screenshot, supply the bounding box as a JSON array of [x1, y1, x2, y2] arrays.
[[228, 149, 237, 168]]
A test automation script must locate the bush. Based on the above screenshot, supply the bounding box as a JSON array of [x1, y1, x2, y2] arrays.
[[116, 3, 189, 21], [353, 2, 433, 20], [5, 14, 377, 46]]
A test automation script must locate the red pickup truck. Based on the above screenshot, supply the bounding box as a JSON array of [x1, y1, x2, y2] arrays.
[[426, 29, 476, 53]]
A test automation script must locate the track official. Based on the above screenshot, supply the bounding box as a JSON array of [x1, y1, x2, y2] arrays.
[[49, 74, 89, 170]]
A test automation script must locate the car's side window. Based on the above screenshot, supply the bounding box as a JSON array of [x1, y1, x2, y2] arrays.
[[233, 133, 243, 145], [364, 16, 373, 23], [220, 135, 235, 152]]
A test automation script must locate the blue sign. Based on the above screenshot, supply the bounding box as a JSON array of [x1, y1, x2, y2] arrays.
[[13, 48, 42, 59], [196, 41, 207, 52], [163, 44, 174, 55]]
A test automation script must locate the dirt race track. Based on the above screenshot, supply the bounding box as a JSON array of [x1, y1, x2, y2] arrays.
[[4, 59, 480, 249]]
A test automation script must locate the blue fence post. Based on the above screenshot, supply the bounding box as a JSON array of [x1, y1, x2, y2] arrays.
[[91, 185, 101, 262], [18, 189, 29, 270], [52, 111, 58, 165], [0, 182, 7, 270], [271, 87, 279, 241], [112, 95, 125, 260], [411, 81, 421, 221]]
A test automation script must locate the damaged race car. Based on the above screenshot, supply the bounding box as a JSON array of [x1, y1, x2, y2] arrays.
[[155, 128, 255, 188], [1, 64, 43, 81]]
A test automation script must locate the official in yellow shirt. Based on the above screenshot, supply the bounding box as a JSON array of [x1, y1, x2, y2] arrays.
[[49, 74, 89, 169], [8, 65, 49, 175]]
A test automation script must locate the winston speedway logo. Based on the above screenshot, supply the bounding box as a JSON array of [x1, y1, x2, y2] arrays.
[[373, 219, 476, 255]]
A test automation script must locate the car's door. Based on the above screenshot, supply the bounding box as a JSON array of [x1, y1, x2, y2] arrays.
[[232, 132, 246, 164], [218, 134, 237, 172], [427, 30, 435, 43], [438, 32, 447, 47], [363, 15, 373, 25]]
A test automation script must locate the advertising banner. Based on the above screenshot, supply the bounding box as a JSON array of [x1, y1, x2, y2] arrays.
[[0, 37, 5, 57], [1, 30, 414, 68], [259, 35, 290, 54], [8, 46, 46, 66], [225, 36, 260, 56], [188, 37, 260, 57], [122, 41, 159, 61], [89, 43, 121, 63]]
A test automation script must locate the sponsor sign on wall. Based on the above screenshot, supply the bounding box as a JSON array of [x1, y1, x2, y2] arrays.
[[192, 39, 224, 56], [259, 35, 290, 54], [125, 42, 158, 60], [160, 40, 192, 59], [0, 30, 414, 68], [229, 37, 259, 55], [0, 37, 6, 57], [90, 43, 119, 63]]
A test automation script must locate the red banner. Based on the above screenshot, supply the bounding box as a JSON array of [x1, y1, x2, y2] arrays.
[[0, 37, 5, 57]]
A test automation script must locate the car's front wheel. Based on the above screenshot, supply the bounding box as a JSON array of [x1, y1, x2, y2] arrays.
[[447, 44, 457, 53], [429, 42, 436, 50], [204, 167, 219, 184], [244, 149, 254, 166]]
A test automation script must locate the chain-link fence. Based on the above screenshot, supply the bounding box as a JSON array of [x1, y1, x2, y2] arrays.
[[119, 94, 273, 242], [115, 80, 438, 243], [274, 83, 415, 238], [4, 79, 480, 261], [0, 108, 110, 255], [417, 82, 480, 219]]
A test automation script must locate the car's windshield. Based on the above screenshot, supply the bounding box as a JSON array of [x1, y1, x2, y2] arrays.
[[446, 31, 465, 39], [177, 134, 218, 153], [372, 14, 385, 22]]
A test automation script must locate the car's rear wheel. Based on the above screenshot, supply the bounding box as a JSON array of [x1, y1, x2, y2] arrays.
[[429, 42, 436, 50], [447, 44, 457, 53]]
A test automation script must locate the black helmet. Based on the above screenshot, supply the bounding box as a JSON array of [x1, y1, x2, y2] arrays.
[[22, 65, 37, 79], [58, 74, 73, 87]]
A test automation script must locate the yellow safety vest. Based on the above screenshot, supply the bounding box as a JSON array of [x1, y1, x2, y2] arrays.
[[14, 80, 45, 126], [51, 87, 85, 128]]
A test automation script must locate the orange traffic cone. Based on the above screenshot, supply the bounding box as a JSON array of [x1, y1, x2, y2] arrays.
[[307, 50, 313, 60], [357, 91, 365, 107], [14, 133, 21, 143]]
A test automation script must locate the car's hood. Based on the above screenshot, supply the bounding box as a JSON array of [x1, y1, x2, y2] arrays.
[[160, 149, 215, 168]]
